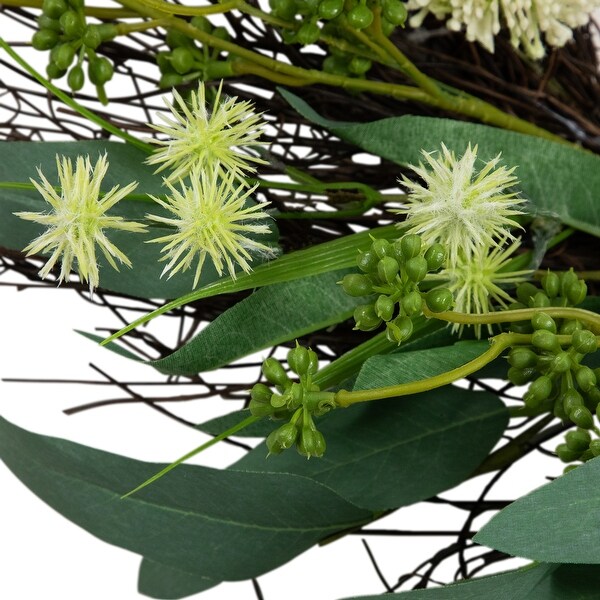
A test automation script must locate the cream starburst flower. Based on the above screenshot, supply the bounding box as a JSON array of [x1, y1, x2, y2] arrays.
[[146, 81, 268, 184], [146, 169, 273, 288], [433, 238, 531, 336], [406, 0, 600, 59], [14, 154, 146, 293], [397, 143, 525, 266]]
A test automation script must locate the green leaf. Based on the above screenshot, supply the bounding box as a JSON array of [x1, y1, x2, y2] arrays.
[[148, 268, 364, 376], [235, 386, 507, 511], [280, 89, 600, 237], [138, 559, 219, 599], [341, 563, 600, 599], [474, 456, 600, 563], [0, 416, 371, 581], [0, 141, 277, 299]]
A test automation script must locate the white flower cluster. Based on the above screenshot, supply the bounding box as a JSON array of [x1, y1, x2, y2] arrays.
[[407, 0, 600, 59]]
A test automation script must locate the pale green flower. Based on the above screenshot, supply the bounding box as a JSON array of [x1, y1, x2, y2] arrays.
[[146, 169, 273, 288], [146, 81, 267, 184], [397, 143, 525, 267], [15, 154, 145, 292], [434, 238, 531, 336], [406, 0, 600, 59]]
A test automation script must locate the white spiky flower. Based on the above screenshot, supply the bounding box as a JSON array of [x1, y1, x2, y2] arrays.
[[14, 154, 145, 293], [146, 81, 267, 184], [396, 143, 525, 266], [406, 0, 600, 59], [433, 238, 531, 336], [146, 169, 273, 288]]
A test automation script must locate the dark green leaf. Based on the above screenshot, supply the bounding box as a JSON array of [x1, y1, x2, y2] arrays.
[[0, 416, 371, 581], [0, 141, 277, 299], [341, 563, 600, 599], [138, 558, 219, 599], [235, 386, 507, 511], [148, 269, 363, 376], [280, 89, 600, 237], [475, 456, 600, 563]]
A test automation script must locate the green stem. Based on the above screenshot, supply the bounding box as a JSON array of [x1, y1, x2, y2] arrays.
[[115, 19, 167, 35], [334, 332, 529, 407]]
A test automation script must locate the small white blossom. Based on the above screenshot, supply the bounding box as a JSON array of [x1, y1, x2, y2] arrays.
[[406, 0, 600, 59], [146, 81, 267, 184], [397, 143, 525, 267], [15, 154, 145, 292], [146, 169, 273, 288]]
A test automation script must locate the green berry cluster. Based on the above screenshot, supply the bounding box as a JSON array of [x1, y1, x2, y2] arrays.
[[249, 343, 336, 458], [32, 0, 117, 101], [506, 271, 600, 429], [340, 234, 453, 344], [157, 20, 233, 89], [556, 427, 600, 474], [268, 0, 408, 76]]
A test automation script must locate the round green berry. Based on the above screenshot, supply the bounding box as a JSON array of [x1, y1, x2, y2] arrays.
[[555, 443, 582, 463], [424, 243, 445, 271], [347, 4, 374, 29], [566, 428, 591, 452], [560, 269, 579, 297], [567, 280, 587, 305], [262, 357, 290, 387], [507, 366, 536, 386], [570, 406, 595, 429], [400, 234, 421, 260], [563, 388, 584, 414], [507, 347, 538, 370], [60, 10, 84, 39], [348, 56, 372, 76], [425, 288, 453, 313], [371, 238, 391, 259], [516, 282, 539, 305], [356, 249, 378, 273], [340, 273, 372, 297], [307, 349, 319, 375], [377, 256, 400, 284], [191, 16, 212, 32], [402, 290, 422, 316], [405, 256, 428, 283], [171, 47, 194, 74], [297, 22, 320, 45], [271, 0, 298, 19], [590, 439, 600, 457], [297, 427, 326, 458], [53, 43, 76, 70], [531, 312, 556, 333], [67, 65, 84, 91], [37, 14, 62, 32], [541, 271, 560, 298], [267, 422, 299, 454], [551, 351, 571, 373], [42, 0, 68, 19], [32, 29, 59, 51], [386, 315, 413, 345], [82, 25, 102, 49], [88, 57, 113, 85], [354, 303, 382, 331], [559, 319, 582, 335], [572, 329, 597, 354], [531, 330, 560, 353], [287, 344, 310, 376], [46, 61, 66, 79], [532, 292, 550, 308], [524, 375, 552, 408], [318, 0, 344, 19], [382, 0, 408, 25], [576, 366, 597, 392], [375, 295, 395, 321]]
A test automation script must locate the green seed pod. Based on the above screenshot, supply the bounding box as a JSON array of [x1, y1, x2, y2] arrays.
[[307, 349, 319, 375], [249, 397, 275, 417], [375, 294, 395, 321], [171, 47, 194, 74], [424, 243, 445, 272], [266, 422, 298, 454], [572, 329, 598, 355], [347, 4, 374, 29], [165, 28, 190, 48], [37, 14, 62, 32], [585, 387, 600, 413], [46, 61, 67, 79], [516, 282, 539, 306], [271, 0, 298, 19], [563, 388, 584, 415], [353, 303, 382, 331], [560, 269, 579, 297], [288, 382, 304, 409], [297, 22, 320, 45], [371, 238, 391, 259], [563, 464, 579, 474], [402, 290, 423, 317], [559, 319, 582, 335], [380, 16, 396, 36], [88, 57, 113, 85], [262, 357, 290, 387], [405, 256, 428, 283], [386, 315, 413, 345], [524, 375, 552, 409], [377, 256, 400, 284], [60, 10, 84, 39], [251, 383, 272, 404], [32, 29, 60, 51], [42, 0, 68, 19], [288, 343, 310, 376], [580, 449, 595, 462], [297, 427, 326, 458], [190, 15, 213, 32], [67, 65, 84, 91], [567, 280, 587, 305], [382, 0, 408, 26], [159, 73, 183, 88], [270, 393, 287, 408], [54, 43, 76, 70], [509, 301, 527, 311], [507, 366, 536, 386], [576, 366, 597, 392], [590, 439, 600, 457], [551, 351, 571, 373], [554, 396, 568, 421], [531, 312, 557, 333], [507, 347, 538, 370], [400, 234, 421, 260], [541, 271, 560, 298], [566, 428, 591, 452], [531, 329, 560, 353], [555, 443, 582, 463], [570, 405, 595, 429], [318, 0, 344, 19], [356, 249, 378, 273], [348, 56, 372, 76], [425, 288, 453, 313], [82, 25, 102, 50], [532, 292, 550, 308], [340, 273, 373, 297], [97, 23, 118, 41]]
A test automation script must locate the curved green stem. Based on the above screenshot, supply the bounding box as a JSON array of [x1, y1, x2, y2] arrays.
[[334, 332, 529, 407], [115, 18, 167, 35]]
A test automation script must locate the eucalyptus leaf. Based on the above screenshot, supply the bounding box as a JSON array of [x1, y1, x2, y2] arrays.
[[0, 416, 371, 581], [280, 89, 600, 237], [0, 141, 277, 299], [474, 455, 600, 563], [235, 386, 507, 511], [342, 563, 600, 599], [138, 558, 219, 599]]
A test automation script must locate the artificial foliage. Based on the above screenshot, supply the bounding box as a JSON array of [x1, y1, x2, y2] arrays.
[[2, 0, 600, 598]]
